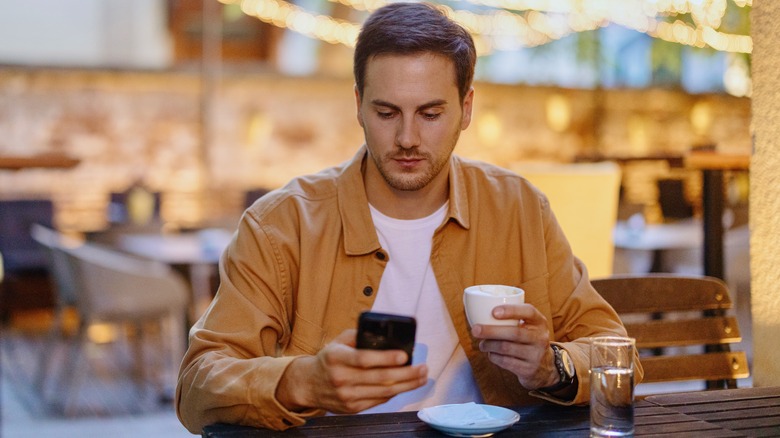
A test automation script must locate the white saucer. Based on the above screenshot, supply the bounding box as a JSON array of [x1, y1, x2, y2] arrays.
[[417, 403, 520, 437]]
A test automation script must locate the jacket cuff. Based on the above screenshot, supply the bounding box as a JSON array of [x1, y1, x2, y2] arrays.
[[529, 387, 579, 405], [247, 355, 326, 430], [529, 342, 589, 406]]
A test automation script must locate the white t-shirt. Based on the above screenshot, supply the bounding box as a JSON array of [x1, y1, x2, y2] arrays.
[[361, 202, 483, 414]]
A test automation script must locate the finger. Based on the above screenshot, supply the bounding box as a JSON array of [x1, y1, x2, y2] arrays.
[[329, 391, 409, 414], [349, 362, 427, 386], [478, 337, 529, 359], [472, 323, 527, 342], [342, 366, 428, 402], [351, 348, 410, 368], [328, 397, 391, 415], [320, 383, 399, 415], [492, 303, 543, 324], [324, 329, 408, 367], [326, 365, 428, 413], [335, 328, 358, 346], [480, 336, 546, 361], [485, 350, 537, 375]]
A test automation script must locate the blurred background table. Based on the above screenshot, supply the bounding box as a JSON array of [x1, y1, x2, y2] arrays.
[[0, 153, 80, 170], [116, 229, 232, 324], [685, 151, 750, 280], [613, 219, 702, 273]]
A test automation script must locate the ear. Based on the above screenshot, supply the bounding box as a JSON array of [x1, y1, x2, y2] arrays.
[[460, 87, 474, 130], [354, 84, 365, 128]]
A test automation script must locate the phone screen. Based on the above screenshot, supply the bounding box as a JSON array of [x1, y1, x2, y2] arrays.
[[356, 311, 416, 366]]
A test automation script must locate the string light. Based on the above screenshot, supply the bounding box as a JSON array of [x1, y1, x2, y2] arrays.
[[219, 0, 751, 54], [226, 0, 360, 47]]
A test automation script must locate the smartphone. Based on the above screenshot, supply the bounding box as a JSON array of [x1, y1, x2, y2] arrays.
[[356, 311, 416, 366]]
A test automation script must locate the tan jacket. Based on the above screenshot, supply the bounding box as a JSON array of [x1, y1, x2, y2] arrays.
[[176, 147, 641, 433]]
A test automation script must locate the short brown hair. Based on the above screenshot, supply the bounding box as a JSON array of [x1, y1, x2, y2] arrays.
[[354, 2, 476, 103]]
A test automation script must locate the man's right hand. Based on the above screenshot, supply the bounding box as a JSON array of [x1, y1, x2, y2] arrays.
[[276, 329, 428, 414]]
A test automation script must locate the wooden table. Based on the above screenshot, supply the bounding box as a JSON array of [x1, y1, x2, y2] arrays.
[[644, 386, 780, 437], [684, 151, 750, 280], [202, 386, 780, 437]]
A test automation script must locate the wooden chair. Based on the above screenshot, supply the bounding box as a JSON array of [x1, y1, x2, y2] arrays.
[[591, 274, 749, 391]]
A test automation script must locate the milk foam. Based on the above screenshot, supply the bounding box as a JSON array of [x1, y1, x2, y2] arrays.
[[472, 285, 520, 297]]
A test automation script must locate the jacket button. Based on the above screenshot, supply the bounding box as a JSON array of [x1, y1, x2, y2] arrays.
[[375, 251, 386, 261], [363, 286, 374, 296]]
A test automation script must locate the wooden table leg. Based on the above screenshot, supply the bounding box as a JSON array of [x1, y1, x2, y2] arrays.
[[702, 169, 725, 280]]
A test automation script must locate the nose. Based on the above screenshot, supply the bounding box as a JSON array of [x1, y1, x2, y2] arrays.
[[395, 115, 420, 149]]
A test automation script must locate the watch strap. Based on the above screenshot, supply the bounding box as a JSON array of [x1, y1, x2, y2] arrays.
[[539, 345, 575, 393]]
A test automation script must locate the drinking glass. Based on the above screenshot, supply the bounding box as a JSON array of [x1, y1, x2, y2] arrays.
[[590, 336, 636, 437]]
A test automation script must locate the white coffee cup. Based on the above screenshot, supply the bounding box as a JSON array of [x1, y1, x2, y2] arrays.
[[463, 284, 525, 326]]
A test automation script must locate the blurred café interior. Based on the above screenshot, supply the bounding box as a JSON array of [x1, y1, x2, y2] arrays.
[[1, 0, 778, 435]]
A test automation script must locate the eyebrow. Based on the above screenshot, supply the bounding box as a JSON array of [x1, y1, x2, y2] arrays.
[[370, 98, 448, 112]]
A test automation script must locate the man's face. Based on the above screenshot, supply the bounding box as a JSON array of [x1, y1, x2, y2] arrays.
[[355, 52, 473, 193]]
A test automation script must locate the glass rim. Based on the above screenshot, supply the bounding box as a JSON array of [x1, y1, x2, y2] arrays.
[[589, 335, 636, 346]]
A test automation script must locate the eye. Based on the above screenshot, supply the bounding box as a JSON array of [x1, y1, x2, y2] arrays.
[[377, 110, 396, 119], [422, 112, 441, 121]]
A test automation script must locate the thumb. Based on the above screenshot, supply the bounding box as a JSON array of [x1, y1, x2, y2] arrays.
[[333, 328, 358, 347]]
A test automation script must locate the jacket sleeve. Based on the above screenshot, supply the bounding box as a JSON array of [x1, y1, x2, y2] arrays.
[[531, 197, 644, 406], [175, 214, 324, 433]]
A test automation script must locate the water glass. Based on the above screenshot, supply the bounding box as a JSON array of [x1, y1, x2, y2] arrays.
[[590, 336, 636, 437]]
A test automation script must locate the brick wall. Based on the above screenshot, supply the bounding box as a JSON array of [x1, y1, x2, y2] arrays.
[[0, 67, 751, 231]]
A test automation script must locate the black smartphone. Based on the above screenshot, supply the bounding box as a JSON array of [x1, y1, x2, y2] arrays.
[[356, 311, 416, 366]]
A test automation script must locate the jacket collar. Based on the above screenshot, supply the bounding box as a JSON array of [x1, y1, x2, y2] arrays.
[[446, 154, 471, 231]]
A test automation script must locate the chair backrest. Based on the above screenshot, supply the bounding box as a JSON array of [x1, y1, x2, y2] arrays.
[[511, 161, 621, 279], [591, 274, 749, 390], [30, 223, 83, 308], [0, 199, 54, 272], [67, 242, 189, 321], [31, 224, 188, 322], [657, 178, 693, 221]]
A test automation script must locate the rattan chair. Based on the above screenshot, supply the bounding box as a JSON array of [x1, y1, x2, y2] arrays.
[[591, 274, 749, 391]]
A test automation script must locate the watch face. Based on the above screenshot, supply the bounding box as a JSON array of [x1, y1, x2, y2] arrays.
[[560, 349, 575, 378]]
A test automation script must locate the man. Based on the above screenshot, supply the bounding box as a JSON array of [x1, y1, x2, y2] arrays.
[[176, 2, 641, 433]]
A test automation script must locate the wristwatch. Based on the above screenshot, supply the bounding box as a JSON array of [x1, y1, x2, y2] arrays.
[[540, 344, 576, 393]]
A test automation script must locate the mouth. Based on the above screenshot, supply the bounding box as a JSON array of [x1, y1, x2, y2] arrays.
[[393, 156, 425, 170]]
